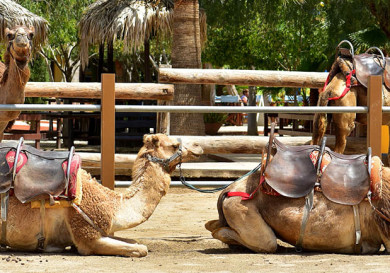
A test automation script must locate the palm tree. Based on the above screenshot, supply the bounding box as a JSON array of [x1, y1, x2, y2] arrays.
[[170, 0, 205, 135]]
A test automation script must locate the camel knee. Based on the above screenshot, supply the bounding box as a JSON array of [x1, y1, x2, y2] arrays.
[[205, 220, 222, 232]]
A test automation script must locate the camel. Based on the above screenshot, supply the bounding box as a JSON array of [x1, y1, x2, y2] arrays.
[[0, 25, 35, 140], [206, 155, 390, 254], [0, 134, 203, 256], [311, 45, 390, 154]]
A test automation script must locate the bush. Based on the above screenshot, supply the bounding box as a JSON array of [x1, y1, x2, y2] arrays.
[[203, 113, 228, 123]]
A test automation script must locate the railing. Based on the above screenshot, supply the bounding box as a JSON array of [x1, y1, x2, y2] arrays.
[[2, 72, 383, 189]]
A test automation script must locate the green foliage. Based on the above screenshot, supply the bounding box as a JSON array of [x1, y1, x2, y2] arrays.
[[203, 112, 228, 123]]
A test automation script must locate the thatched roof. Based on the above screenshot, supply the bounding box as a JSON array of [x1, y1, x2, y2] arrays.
[[79, 0, 207, 69], [0, 0, 48, 48]]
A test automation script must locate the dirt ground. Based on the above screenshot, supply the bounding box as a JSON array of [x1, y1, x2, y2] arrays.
[[1, 188, 390, 273]]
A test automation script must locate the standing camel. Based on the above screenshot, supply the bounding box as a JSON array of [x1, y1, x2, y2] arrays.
[[0, 134, 203, 256], [311, 43, 390, 153], [0, 25, 35, 141]]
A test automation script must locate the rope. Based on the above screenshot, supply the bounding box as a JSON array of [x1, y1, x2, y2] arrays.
[[178, 154, 262, 194]]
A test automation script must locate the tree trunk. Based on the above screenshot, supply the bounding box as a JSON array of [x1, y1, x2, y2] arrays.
[[144, 39, 152, 83], [170, 0, 205, 135], [98, 43, 104, 82], [107, 41, 115, 74], [247, 86, 258, 135]]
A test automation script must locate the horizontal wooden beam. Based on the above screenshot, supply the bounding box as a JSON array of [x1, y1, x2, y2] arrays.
[[159, 68, 328, 88], [25, 82, 174, 100], [79, 136, 366, 177]]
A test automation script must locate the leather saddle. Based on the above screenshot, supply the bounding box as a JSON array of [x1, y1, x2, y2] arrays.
[[0, 139, 78, 203], [263, 123, 371, 205], [321, 150, 369, 205], [264, 138, 318, 198], [353, 50, 386, 88], [327, 41, 389, 91]]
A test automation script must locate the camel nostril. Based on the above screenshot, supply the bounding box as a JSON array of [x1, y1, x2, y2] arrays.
[[16, 42, 28, 47]]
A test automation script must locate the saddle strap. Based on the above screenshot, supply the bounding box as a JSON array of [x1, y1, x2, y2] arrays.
[[37, 200, 46, 251], [328, 69, 356, 101], [0, 192, 9, 248], [353, 205, 362, 254], [296, 188, 314, 251]]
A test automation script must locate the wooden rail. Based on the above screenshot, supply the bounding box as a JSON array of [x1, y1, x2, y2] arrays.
[[159, 68, 328, 88], [25, 82, 174, 100]]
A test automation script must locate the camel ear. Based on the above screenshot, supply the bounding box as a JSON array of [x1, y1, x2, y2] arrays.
[[143, 134, 160, 147]]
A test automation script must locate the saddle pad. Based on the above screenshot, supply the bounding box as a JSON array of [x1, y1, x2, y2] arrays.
[[370, 156, 382, 200], [31, 167, 83, 209], [354, 53, 384, 88], [385, 57, 390, 90], [321, 151, 369, 206], [264, 138, 318, 198]]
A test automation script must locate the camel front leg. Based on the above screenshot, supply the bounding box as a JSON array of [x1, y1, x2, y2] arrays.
[[214, 198, 277, 253], [76, 236, 148, 257]]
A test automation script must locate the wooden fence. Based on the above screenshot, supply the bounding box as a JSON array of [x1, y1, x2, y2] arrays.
[[16, 70, 384, 189]]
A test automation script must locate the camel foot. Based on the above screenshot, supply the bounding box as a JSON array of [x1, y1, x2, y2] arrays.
[[77, 237, 148, 257], [211, 227, 241, 246], [205, 220, 222, 232]]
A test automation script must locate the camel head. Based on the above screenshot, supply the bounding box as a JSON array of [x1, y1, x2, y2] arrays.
[[142, 134, 203, 173], [5, 25, 35, 62]]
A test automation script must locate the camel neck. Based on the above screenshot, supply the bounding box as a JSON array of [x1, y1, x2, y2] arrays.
[[111, 157, 171, 232], [1, 57, 30, 103]]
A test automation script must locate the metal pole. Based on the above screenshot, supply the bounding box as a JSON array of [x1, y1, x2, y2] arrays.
[[101, 74, 116, 189]]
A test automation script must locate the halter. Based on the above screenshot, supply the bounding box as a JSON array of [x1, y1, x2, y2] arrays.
[[146, 138, 183, 172]]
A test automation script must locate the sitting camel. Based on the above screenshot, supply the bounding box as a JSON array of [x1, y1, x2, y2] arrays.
[[0, 134, 202, 256], [0, 25, 35, 140], [206, 144, 390, 254]]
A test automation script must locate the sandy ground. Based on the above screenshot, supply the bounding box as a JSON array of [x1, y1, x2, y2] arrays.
[[1, 188, 390, 273]]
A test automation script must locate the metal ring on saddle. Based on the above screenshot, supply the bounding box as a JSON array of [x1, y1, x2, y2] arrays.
[[12, 137, 24, 182], [365, 47, 386, 69], [65, 146, 75, 195], [336, 40, 354, 59]]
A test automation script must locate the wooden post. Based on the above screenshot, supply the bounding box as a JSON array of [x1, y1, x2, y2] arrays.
[[101, 74, 116, 189], [367, 75, 382, 158]]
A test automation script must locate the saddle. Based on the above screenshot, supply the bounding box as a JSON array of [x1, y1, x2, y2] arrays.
[[263, 126, 371, 205], [323, 41, 389, 100], [264, 138, 318, 198], [320, 151, 369, 205], [0, 139, 81, 203]]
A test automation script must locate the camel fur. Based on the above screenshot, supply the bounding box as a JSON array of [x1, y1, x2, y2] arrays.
[[311, 58, 390, 153], [1, 134, 203, 257], [0, 25, 34, 140], [206, 162, 390, 254]]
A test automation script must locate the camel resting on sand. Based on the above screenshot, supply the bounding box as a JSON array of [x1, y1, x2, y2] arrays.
[[1, 134, 202, 257], [206, 153, 390, 254]]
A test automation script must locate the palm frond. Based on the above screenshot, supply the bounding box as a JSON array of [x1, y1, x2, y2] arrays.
[[0, 0, 48, 48], [79, 0, 206, 70]]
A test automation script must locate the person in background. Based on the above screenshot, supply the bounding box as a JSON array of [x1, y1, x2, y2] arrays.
[[240, 89, 249, 106]]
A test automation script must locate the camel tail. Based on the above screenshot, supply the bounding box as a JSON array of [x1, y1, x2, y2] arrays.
[[205, 191, 229, 232], [312, 92, 329, 145]]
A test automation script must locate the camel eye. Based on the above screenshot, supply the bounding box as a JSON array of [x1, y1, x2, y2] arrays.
[[172, 144, 179, 149], [7, 33, 15, 40]]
